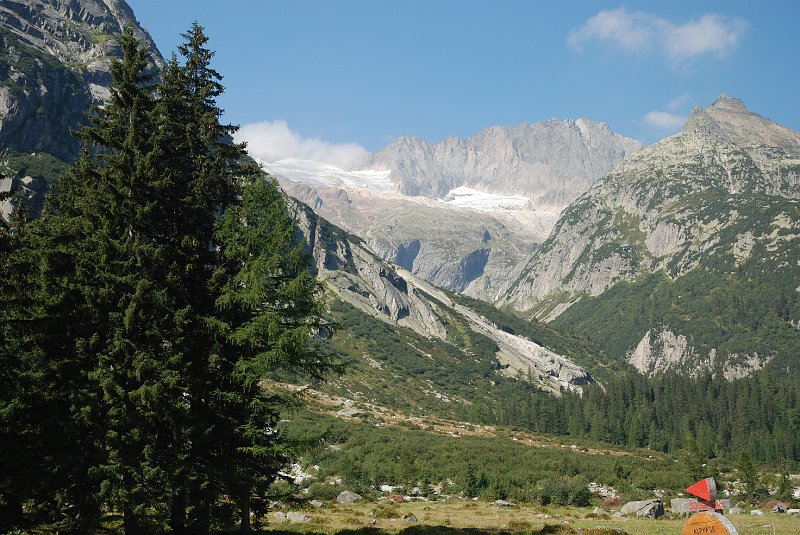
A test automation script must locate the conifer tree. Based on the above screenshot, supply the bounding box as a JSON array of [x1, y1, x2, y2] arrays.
[[1, 23, 333, 533], [0, 204, 40, 529], [45, 26, 167, 533], [213, 173, 334, 532]]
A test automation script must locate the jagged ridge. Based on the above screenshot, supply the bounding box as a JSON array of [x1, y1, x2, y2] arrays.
[[370, 118, 641, 211]]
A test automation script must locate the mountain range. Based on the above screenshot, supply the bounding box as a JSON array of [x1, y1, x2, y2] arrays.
[[274, 118, 640, 301], [2, 0, 799, 387]]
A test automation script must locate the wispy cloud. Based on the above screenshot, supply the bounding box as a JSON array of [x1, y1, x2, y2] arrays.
[[642, 110, 687, 131], [667, 92, 692, 111], [235, 120, 371, 169], [568, 8, 747, 64], [568, 8, 660, 53]]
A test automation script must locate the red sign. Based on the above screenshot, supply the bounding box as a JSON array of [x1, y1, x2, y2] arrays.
[[689, 499, 732, 512], [686, 478, 717, 502]]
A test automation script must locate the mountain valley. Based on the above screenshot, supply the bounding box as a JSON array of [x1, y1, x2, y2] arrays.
[[3, 1, 800, 532]]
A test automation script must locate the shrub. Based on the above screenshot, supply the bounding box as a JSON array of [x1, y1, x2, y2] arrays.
[[538, 478, 591, 507], [306, 482, 342, 501], [507, 519, 533, 531], [372, 502, 400, 519]]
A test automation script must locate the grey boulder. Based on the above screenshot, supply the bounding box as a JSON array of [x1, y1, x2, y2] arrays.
[[620, 499, 665, 519]]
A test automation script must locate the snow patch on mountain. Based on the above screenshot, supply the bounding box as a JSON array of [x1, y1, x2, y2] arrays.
[[262, 158, 393, 191], [439, 186, 530, 211]]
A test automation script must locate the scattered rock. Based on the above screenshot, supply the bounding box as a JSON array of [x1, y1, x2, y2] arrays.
[[535, 513, 552, 519], [337, 490, 363, 504], [403, 514, 417, 523], [494, 499, 516, 507], [337, 406, 366, 418], [310, 499, 325, 508], [621, 499, 664, 519], [772, 503, 787, 513], [388, 494, 406, 503], [751, 509, 765, 516], [593, 507, 609, 515], [729, 507, 743, 515], [286, 512, 311, 523], [787, 508, 800, 516], [273, 512, 286, 521]]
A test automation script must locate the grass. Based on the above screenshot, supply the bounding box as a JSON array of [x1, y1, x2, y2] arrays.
[[256, 499, 800, 534]]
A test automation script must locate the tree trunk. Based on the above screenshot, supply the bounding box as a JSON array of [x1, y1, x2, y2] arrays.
[[240, 489, 251, 535], [0, 494, 23, 531], [188, 481, 210, 535], [170, 487, 187, 535]]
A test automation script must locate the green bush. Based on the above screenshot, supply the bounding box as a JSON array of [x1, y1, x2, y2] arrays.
[[306, 482, 342, 501], [537, 478, 591, 507]]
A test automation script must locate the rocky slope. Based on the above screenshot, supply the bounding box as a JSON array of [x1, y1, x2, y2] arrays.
[[292, 200, 594, 394], [282, 180, 553, 302], [0, 0, 162, 219], [503, 95, 800, 377], [370, 118, 641, 211]]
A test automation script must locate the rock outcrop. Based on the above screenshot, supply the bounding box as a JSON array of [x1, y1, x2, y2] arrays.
[[0, 0, 164, 221], [0, 0, 163, 159], [621, 499, 665, 519]]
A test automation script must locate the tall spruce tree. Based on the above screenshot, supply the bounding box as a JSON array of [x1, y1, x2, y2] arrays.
[[1, 24, 332, 533], [0, 204, 46, 529], [214, 174, 334, 533]]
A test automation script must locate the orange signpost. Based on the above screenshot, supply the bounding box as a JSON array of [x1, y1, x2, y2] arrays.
[[682, 478, 738, 535], [681, 511, 738, 535]]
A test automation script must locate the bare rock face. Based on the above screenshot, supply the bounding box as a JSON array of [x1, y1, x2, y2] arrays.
[[0, 0, 163, 160], [628, 329, 771, 379], [282, 181, 550, 302], [370, 118, 641, 211]]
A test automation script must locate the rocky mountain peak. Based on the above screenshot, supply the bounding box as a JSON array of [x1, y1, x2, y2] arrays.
[[502, 96, 800, 378], [684, 94, 800, 154], [711, 93, 746, 110]]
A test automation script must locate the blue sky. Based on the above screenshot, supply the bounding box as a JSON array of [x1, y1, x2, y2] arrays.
[[127, 0, 800, 165]]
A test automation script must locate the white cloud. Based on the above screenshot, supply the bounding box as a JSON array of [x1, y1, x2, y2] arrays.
[[667, 92, 692, 111], [569, 7, 747, 64], [235, 120, 371, 170], [643, 111, 687, 131], [664, 14, 748, 61], [567, 8, 659, 53]]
